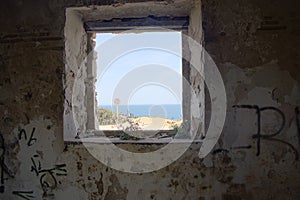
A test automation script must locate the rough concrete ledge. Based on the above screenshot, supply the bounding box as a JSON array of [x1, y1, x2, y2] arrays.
[[65, 137, 203, 144]]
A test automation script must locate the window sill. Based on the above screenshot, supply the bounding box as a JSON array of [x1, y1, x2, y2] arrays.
[[64, 136, 203, 144]]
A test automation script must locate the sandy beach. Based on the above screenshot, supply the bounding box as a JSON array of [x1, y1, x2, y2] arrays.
[[99, 116, 182, 131]]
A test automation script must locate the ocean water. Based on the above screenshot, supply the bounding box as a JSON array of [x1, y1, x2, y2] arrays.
[[99, 104, 182, 120]]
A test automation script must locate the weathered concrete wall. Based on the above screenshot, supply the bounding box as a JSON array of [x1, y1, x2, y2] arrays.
[[0, 0, 299, 199], [202, 0, 300, 199], [0, 0, 66, 198], [64, 9, 88, 139], [188, 0, 205, 138]]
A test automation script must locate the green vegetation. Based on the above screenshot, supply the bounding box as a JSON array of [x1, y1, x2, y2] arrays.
[[96, 107, 126, 125], [97, 107, 141, 140]]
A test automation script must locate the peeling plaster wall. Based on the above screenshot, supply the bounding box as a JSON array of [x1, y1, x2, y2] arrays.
[[64, 9, 88, 139], [0, 0, 300, 200], [188, 1, 205, 138]]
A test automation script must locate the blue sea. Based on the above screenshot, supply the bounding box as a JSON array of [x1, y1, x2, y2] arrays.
[[99, 104, 182, 120]]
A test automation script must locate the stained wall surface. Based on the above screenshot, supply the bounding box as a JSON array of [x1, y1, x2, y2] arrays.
[[0, 0, 299, 199]]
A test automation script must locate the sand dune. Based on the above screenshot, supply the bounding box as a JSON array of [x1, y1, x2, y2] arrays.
[[99, 117, 182, 131]]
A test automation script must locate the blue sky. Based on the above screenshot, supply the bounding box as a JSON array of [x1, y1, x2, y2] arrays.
[[95, 31, 182, 106]]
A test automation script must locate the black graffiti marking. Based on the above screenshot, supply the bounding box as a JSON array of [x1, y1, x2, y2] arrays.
[[18, 128, 37, 146], [18, 129, 27, 140], [233, 105, 261, 156], [30, 156, 41, 177], [212, 148, 229, 155], [271, 88, 279, 103], [30, 155, 67, 191], [12, 191, 35, 200], [0, 133, 15, 193], [230, 145, 252, 150], [257, 107, 285, 138], [233, 105, 298, 160], [39, 164, 67, 191], [251, 106, 285, 156], [295, 107, 300, 146]]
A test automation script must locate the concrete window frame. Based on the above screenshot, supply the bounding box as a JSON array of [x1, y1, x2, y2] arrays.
[[63, 0, 204, 142]]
